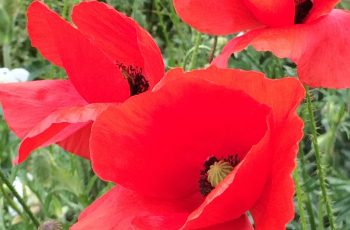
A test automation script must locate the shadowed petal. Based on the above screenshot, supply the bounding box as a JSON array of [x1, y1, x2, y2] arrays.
[[0, 80, 86, 138], [27, 1, 130, 102], [243, 0, 295, 26], [72, 1, 164, 88], [15, 103, 110, 164]]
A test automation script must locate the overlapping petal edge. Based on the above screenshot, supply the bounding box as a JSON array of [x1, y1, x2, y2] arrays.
[[0, 0, 164, 163], [174, 0, 350, 88], [72, 66, 305, 229]]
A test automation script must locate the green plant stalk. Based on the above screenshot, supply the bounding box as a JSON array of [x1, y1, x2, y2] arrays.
[[0, 170, 39, 227], [0, 183, 25, 220], [2, 43, 11, 68], [305, 86, 335, 230], [298, 142, 317, 230], [293, 169, 308, 230], [208, 36, 218, 63], [188, 32, 202, 70]]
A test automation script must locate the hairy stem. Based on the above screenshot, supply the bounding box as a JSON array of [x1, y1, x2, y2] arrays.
[[293, 168, 308, 230], [305, 86, 335, 230]]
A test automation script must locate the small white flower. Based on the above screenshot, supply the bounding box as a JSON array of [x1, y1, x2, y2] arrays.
[[0, 67, 29, 83]]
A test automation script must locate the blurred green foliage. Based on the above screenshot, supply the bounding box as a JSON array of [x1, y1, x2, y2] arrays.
[[0, 0, 350, 229]]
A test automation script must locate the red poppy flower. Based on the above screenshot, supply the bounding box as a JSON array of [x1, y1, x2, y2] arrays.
[[173, 0, 350, 88], [0, 0, 163, 164], [72, 66, 304, 229]]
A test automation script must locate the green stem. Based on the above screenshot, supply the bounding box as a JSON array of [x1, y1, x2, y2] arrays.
[[188, 32, 202, 70], [293, 169, 308, 230], [305, 86, 335, 230], [0, 170, 39, 227], [208, 36, 218, 63], [2, 43, 11, 68], [299, 142, 317, 230], [0, 183, 25, 220]]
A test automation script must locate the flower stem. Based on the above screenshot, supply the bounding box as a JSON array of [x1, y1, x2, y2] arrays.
[[0, 183, 25, 220], [298, 142, 317, 230], [305, 86, 335, 230], [293, 168, 308, 230], [188, 32, 202, 70], [2, 43, 11, 68], [0, 170, 39, 227], [208, 36, 218, 63]]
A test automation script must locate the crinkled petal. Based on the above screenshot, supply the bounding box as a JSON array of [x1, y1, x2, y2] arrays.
[[72, 1, 164, 88], [0, 80, 86, 138], [91, 76, 270, 199], [72, 186, 196, 230], [250, 115, 303, 229], [27, 1, 130, 102], [243, 0, 295, 26], [15, 103, 110, 164], [173, 0, 262, 35], [213, 10, 350, 88]]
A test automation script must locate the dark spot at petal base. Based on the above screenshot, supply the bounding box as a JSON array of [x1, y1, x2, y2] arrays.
[[117, 63, 149, 96], [294, 0, 313, 24]]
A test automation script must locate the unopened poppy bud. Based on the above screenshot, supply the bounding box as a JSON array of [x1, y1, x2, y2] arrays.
[[38, 220, 62, 230]]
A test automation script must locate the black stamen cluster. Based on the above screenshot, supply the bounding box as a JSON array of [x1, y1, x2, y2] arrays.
[[117, 63, 150, 96], [295, 0, 313, 24], [199, 156, 218, 196]]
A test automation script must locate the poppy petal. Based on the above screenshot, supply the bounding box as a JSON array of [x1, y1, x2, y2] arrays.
[[15, 103, 110, 164], [57, 124, 92, 160], [90, 76, 270, 199], [71, 186, 194, 230], [199, 215, 254, 230], [0, 80, 86, 138], [162, 66, 304, 121], [243, 0, 295, 26], [27, 1, 130, 102], [163, 67, 304, 228], [307, 0, 340, 22], [173, 0, 262, 35], [72, 1, 164, 88], [250, 116, 304, 229], [27, 0, 63, 67], [213, 10, 350, 88]]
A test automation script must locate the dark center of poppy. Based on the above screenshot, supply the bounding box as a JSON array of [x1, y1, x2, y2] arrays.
[[294, 0, 313, 24], [199, 155, 240, 196], [117, 63, 149, 96]]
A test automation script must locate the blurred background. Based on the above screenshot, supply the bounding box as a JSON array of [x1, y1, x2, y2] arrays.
[[1, 0, 350, 229]]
